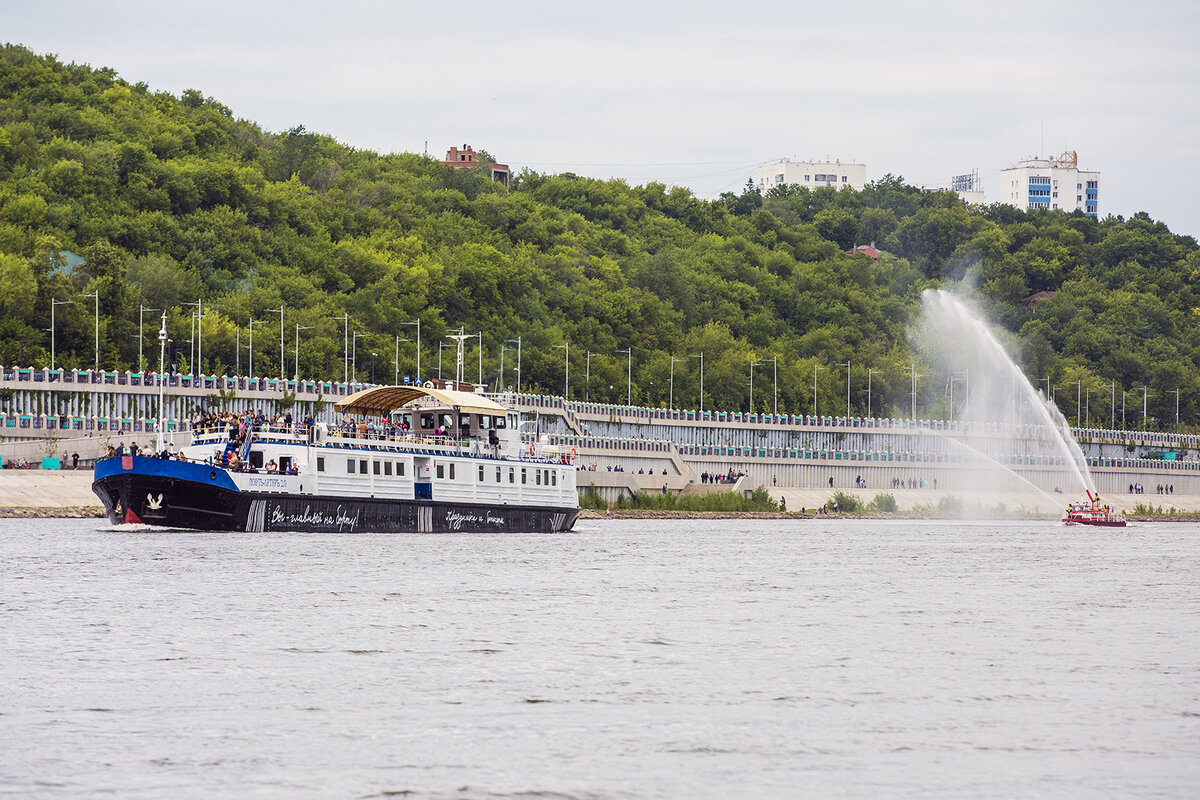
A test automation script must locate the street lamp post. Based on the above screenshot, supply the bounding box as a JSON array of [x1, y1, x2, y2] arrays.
[[841, 360, 851, 419], [690, 352, 704, 412], [79, 291, 99, 371], [155, 311, 168, 452], [1108, 382, 1116, 430], [294, 324, 313, 381], [669, 356, 682, 413], [1074, 379, 1082, 428], [749, 360, 761, 414], [906, 363, 921, 420], [813, 363, 827, 418], [1172, 388, 1181, 431], [394, 336, 412, 385], [505, 337, 522, 394], [867, 368, 880, 419], [764, 356, 778, 417], [352, 332, 367, 382], [49, 298, 74, 371], [584, 351, 592, 401], [247, 319, 264, 379], [616, 347, 632, 406], [553, 341, 569, 398]]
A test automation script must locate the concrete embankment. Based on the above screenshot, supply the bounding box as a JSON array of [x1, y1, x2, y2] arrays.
[[1, 470, 1195, 520], [0, 470, 103, 516]]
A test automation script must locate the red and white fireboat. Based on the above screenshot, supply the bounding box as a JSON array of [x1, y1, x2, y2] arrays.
[[1062, 490, 1127, 527]]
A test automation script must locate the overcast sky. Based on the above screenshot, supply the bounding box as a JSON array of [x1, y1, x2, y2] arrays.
[[9, 0, 1200, 235]]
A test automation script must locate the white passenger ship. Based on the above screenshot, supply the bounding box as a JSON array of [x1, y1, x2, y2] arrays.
[[92, 382, 580, 533]]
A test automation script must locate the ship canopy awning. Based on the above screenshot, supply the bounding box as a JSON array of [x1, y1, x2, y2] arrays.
[[333, 385, 508, 417]]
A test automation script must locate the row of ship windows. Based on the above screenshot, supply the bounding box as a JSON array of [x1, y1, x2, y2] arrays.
[[316, 457, 558, 486]]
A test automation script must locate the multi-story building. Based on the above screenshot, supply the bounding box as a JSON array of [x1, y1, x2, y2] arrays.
[[1000, 151, 1099, 216], [756, 159, 867, 193], [443, 144, 510, 187]]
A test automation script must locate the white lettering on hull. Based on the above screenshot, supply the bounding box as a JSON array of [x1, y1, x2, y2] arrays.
[[269, 503, 362, 532]]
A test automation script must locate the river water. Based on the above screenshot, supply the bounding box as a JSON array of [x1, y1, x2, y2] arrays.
[[2, 517, 1198, 799]]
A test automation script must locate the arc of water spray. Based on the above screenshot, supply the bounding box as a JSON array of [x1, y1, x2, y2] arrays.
[[917, 290, 1096, 496]]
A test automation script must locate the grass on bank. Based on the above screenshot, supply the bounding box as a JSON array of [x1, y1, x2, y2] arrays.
[[581, 486, 780, 512]]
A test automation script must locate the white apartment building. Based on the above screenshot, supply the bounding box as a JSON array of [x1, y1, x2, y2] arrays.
[[1000, 151, 1099, 216], [756, 159, 867, 193]]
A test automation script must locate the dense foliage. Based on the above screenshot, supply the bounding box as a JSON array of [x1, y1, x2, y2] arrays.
[[2, 45, 1199, 428]]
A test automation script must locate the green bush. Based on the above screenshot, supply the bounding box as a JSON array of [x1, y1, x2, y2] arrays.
[[831, 491, 861, 512], [867, 493, 898, 512]]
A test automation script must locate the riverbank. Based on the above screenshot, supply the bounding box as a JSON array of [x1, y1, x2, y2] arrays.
[[1, 471, 1196, 522]]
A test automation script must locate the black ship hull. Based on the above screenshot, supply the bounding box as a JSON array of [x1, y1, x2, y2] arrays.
[[93, 456, 578, 533]]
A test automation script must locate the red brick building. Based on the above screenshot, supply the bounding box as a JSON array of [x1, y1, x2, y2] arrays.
[[443, 144, 509, 187]]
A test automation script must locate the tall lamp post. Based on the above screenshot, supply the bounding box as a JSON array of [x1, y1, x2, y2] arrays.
[[1172, 388, 1181, 431], [1107, 382, 1116, 430], [352, 332, 367, 382], [155, 311, 168, 452], [616, 347, 632, 406], [584, 351, 592, 401], [247, 319, 264, 379], [294, 324, 313, 381], [840, 360, 851, 419], [505, 336, 522, 393], [749, 360, 761, 414], [395, 336, 412, 384], [49, 298, 74, 371], [553, 341, 569, 399], [669, 356, 683, 413], [813, 363, 827, 418], [906, 363, 921, 420], [763, 356, 778, 417]]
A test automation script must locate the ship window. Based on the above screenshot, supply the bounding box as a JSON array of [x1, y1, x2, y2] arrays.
[[508, 468, 515, 483], [449, 463, 456, 479], [496, 467, 501, 482], [249, 450, 263, 469], [478, 465, 484, 481], [360, 459, 367, 474], [536, 470, 541, 485], [421, 413, 436, 429], [552, 471, 557, 486], [317, 457, 325, 472], [347, 458, 355, 474], [373, 460, 380, 475], [521, 468, 526, 485], [384, 461, 392, 476], [481, 414, 492, 428], [436, 464, 445, 479], [398, 461, 405, 476], [544, 469, 549, 485]]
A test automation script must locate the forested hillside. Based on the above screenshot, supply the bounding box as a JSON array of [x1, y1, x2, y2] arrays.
[[2, 45, 1198, 427]]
